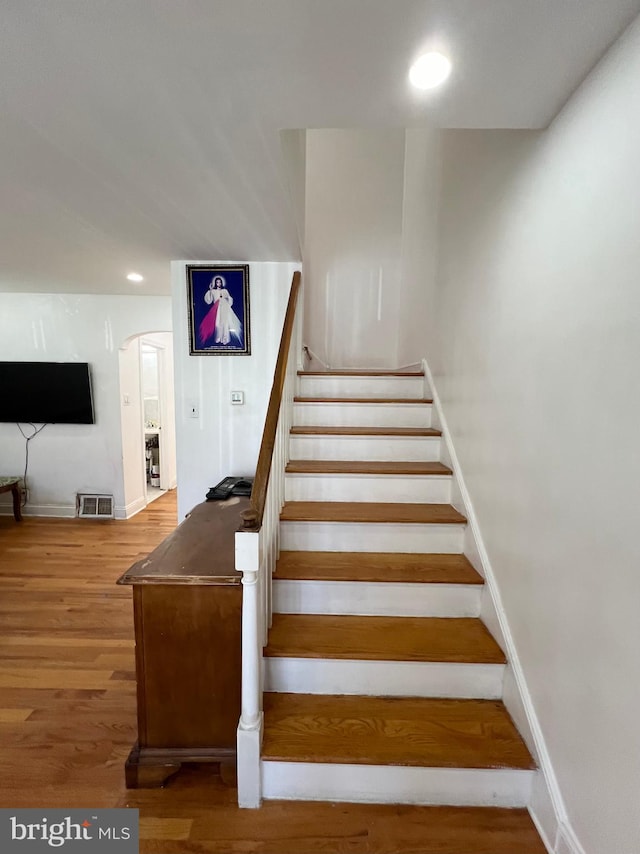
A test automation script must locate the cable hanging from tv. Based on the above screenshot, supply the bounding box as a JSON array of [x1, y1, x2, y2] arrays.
[[17, 422, 48, 507]]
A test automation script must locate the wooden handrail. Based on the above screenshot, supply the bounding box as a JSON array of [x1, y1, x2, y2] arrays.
[[240, 271, 301, 531]]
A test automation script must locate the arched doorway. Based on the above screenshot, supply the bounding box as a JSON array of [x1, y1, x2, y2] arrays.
[[118, 331, 177, 516]]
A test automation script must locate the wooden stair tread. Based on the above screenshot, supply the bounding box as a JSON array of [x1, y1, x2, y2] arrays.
[[275, 552, 483, 584], [280, 502, 466, 525], [298, 370, 424, 377], [291, 425, 441, 436], [285, 460, 452, 476], [264, 614, 505, 664], [262, 693, 535, 770], [294, 397, 433, 404]]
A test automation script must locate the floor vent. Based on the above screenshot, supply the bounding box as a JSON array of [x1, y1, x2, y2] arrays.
[[77, 493, 114, 519]]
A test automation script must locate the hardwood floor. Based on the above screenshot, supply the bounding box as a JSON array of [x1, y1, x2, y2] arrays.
[[275, 551, 484, 584], [280, 501, 467, 524], [262, 693, 535, 769], [294, 397, 434, 404], [0, 492, 545, 852], [265, 614, 506, 663], [0, 492, 178, 812], [291, 426, 441, 436], [285, 460, 452, 475], [297, 371, 424, 377]]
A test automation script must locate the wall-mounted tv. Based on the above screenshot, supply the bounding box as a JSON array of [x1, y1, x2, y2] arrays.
[[0, 362, 95, 424]]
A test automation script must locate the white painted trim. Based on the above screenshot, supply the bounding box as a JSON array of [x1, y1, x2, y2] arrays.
[[298, 375, 425, 399], [237, 712, 264, 808], [293, 400, 432, 428], [289, 433, 441, 462], [529, 807, 555, 854], [280, 519, 465, 553], [555, 823, 587, 854], [114, 496, 147, 520], [262, 760, 534, 806], [0, 502, 75, 518], [284, 472, 452, 504], [264, 657, 504, 699], [421, 357, 575, 850], [1, 497, 148, 520], [272, 578, 481, 617]]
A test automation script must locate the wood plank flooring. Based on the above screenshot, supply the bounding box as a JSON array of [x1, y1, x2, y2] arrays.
[[291, 425, 441, 436], [265, 614, 506, 663], [285, 460, 452, 475], [298, 371, 424, 377], [0, 492, 545, 852], [275, 551, 484, 584], [262, 693, 535, 769], [281, 501, 467, 524], [294, 397, 433, 404]]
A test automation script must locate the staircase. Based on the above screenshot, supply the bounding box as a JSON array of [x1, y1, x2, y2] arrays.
[[257, 369, 545, 849]]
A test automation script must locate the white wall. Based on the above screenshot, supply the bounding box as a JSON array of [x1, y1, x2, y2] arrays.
[[398, 128, 443, 368], [304, 129, 406, 369], [280, 129, 307, 256], [0, 293, 172, 517], [171, 261, 299, 520], [433, 17, 640, 853]]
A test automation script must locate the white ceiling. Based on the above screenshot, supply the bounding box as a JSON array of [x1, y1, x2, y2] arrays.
[[1, 0, 639, 295]]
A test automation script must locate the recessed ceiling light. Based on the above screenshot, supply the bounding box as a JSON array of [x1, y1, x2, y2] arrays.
[[126, 272, 144, 282], [409, 52, 452, 90]]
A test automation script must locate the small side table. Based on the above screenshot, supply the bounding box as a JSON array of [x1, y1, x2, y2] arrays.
[[0, 477, 22, 522]]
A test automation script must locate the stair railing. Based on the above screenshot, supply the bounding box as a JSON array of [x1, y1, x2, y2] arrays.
[[235, 270, 302, 807]]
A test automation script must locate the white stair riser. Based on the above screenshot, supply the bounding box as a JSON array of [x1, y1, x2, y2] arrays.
[[298, 376, 425, 399], [293, 401, 432, 428], [285, 473, 451, 503], [280, 521, 465, 553], [265, 658, 504, 699], [289, 434, 441, 461], [272, 579, 481, 617], [262, 762, 534, 807]]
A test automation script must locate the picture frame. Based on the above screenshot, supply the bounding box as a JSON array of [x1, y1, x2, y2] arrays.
[[186, 264, 251, 355]]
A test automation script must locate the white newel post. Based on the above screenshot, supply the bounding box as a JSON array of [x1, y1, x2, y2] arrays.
[[235, 528, 263, 808]]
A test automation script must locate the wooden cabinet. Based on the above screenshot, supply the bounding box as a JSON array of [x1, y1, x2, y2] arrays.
[[118, 497, 248, 787]]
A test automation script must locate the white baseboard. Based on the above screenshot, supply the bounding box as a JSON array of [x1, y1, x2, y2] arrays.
[[1, 496, 149, 521], [421, 358, 582, 854], [114, 496, 147, 520], [555, 823, 587, 854], [0, 502, 75, 518]]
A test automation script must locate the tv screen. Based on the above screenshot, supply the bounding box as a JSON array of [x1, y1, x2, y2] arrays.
[[0, 362, 95, 424]]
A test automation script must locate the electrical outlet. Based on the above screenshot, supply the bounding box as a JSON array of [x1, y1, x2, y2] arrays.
[[231, 391, 244, 405]]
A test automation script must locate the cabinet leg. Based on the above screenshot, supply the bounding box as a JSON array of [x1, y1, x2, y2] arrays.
[[12, 485, 22, 522], [219, 757, 237, 787], [125, 744, 181, 789]]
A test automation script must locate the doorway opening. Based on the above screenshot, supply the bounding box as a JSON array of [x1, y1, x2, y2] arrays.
[[118, 331, 177, 517], [141, 342, 165, 503]]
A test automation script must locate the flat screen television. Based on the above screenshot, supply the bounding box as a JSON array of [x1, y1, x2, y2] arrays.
[[0, 362, 95, 424]]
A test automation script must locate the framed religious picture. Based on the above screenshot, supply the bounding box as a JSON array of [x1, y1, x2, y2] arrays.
[[186, 264, 251, 355]]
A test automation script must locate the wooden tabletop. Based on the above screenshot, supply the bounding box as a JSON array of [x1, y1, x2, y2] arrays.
[[117, 496, 249, 586]]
